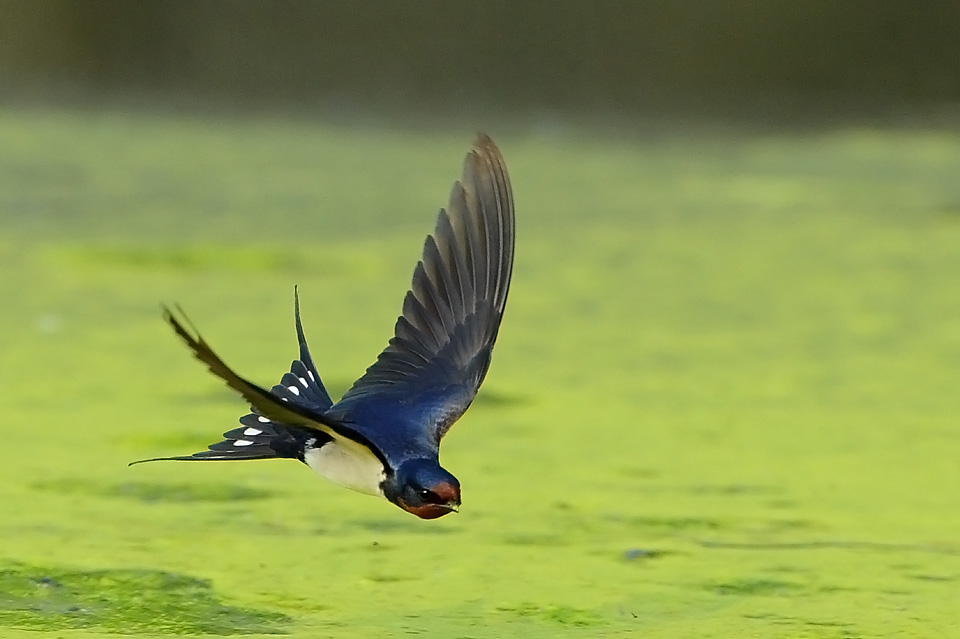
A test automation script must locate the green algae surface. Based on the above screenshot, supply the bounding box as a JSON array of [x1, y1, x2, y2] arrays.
[[1, 108, 959, 637], [0, 563, 289, 634]]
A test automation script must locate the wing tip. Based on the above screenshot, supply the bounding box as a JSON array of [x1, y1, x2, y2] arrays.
[[471, 133, 503, 162], [162, 302, 205, 348], [473, 131, 496, 147], [468, 133, 511, 196]]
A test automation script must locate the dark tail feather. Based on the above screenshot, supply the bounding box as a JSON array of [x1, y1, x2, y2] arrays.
[[293, 286, 334, 410], [129, 417, 332, 466], [160, 304, 351, 436], [139, 303, 386, 469]]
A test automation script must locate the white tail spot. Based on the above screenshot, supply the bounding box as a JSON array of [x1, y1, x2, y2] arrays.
[[257, 415, 270, 423], [288, 385, 301, 396], [243, 427, 262, 436], [298, 376, 309, 388], [307, 370, 316, 382], [233, 439, 254, 447]]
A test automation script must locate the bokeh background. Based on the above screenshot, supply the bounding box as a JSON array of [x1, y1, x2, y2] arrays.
[[1, 3, 959, 638], [3, 1, 960, 120]]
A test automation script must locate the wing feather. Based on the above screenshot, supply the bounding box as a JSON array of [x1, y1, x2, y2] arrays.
[[161, 305, 389, 466], [291, 286, 334, 410], [334, 134, 515, 442]]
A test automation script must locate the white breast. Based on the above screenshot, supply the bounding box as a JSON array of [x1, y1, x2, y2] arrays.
[[304, 437, 386, 497]]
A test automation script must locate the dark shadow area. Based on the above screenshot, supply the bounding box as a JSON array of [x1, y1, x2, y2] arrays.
[[33, 478, 277, 503], [0, 562, 290, 634]]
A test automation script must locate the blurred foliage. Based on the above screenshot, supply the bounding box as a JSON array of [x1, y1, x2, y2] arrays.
[[1, 1, 959, 117]]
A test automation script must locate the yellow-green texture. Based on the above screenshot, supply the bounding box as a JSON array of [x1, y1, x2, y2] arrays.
[[1, 108, 959, 638]]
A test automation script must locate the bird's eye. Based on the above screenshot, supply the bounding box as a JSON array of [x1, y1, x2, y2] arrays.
[[418, 488, 435, 502]]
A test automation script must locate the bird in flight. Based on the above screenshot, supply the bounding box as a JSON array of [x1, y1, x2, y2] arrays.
[[133, 134, 514, 519]]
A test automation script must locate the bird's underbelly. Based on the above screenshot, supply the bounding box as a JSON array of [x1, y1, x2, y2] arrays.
[[303, 439, 386, 497]]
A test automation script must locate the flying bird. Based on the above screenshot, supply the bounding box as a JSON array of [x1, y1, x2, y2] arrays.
[[133, 135, 514, 519]]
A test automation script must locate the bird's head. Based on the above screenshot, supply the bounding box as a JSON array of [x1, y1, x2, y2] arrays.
[[385, 459, 461, 520]]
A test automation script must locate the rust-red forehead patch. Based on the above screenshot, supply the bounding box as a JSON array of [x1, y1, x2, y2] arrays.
[[431, 481, 461, 504]]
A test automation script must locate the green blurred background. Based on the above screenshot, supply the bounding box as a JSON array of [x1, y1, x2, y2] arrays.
[[1, 3, 959, 638]]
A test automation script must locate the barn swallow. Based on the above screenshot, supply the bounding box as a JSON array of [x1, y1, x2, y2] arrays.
[[133, 134, 514, 519]]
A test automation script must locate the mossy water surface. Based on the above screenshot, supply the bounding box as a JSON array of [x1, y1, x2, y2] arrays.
[[1, 109, 958, 637]]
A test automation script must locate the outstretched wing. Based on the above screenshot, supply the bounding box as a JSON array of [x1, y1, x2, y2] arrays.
[[133, 291, 339, 465], [332, 134, 514, 443], [139, 306, 388, 467]]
